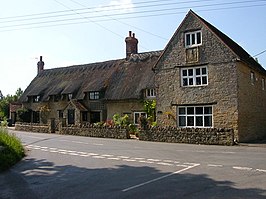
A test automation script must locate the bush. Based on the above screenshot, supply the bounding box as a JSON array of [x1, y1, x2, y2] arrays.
[[0, 128, 25, 171]]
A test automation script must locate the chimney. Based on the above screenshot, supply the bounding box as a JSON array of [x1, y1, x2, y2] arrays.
[[37, 56, 44, 74], [125, 31, 138, 59]]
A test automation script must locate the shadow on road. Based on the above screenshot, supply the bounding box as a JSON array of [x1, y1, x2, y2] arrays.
[[1, 157, 265, 199]]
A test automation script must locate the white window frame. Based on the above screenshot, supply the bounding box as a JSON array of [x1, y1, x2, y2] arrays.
[[89, 91, 100, 100], [146, 88, 156, 98], [33, 95, 41, 103], [185, 30, 202, 48], [134, 112, 147, 125], [181, 66, 208, 87], [262, 78, 265, 90], [178, 106, 213, 128], [251, 71, 255, 85]]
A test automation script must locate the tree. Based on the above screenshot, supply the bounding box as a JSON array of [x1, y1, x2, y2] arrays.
[[0, 88, 23, 120]]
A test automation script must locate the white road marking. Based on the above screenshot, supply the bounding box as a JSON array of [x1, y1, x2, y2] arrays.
[[233, 166, 253, 171], [133, 157, 145, 160], [123, 159, 137, 162], [107, 157, 121, 160], [117, 156, 129, 159], [92, 156, 106, 159], [122, 164, 200, 192], [207, 164, 223, 167], [147, 159, 161, 162], [93, 143, 103, 146], [101, 154, 114, 157], [256, 169, 266, 173], [156, 162, 173, 166]]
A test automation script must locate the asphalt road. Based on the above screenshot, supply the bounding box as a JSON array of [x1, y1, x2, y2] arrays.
[[1, 130, 266, 199]]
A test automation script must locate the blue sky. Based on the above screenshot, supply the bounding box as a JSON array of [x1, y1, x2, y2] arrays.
[[1, 0, 266, 95]]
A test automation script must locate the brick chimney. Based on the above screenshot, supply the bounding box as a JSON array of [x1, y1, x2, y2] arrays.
[[37, 56, 44, 74], [125, 31, 138, 59]]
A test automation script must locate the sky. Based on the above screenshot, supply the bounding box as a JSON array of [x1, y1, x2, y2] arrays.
[[0, 0, 266, 96]]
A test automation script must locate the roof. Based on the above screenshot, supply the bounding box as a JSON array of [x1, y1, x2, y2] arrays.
[[154, 10, 265, 74], [20, 51, 161, 102]]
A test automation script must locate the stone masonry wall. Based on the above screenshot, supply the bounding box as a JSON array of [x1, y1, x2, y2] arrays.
[[58, 126, 129, 139], [15, 122, 49, 134], [140, 127, 234, 145], [155, 12, 239, 140]]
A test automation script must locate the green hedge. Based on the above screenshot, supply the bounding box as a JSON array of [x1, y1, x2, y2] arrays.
[[0, 128, 25, 171]]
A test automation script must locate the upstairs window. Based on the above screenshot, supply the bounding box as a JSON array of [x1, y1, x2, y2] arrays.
[[185, 30, 202, 48], [33, 95, 41, 103], [146, 88, 156, 98], [250, 72, 255, 85], [262, 78, 265, 90], [89, 91, 100, 100], [181, 66, 208, 87]]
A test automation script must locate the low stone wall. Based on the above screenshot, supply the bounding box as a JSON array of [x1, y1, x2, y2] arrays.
[[139, 127, 234, 145], [15, 122, 49, 134], [59, 126, 129, 139]]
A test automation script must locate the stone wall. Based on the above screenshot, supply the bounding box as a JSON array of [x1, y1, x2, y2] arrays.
[[139, 127, 234, 145], [15, 122, 49, 134], [58, 126, 129, 139]]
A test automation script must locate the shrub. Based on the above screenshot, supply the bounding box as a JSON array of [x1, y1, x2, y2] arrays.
[[0, 128, 25, 171]]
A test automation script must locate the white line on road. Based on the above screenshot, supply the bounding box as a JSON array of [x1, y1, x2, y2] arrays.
[[122, 164, 200, 192], [207, 164, 223, 167], [233, 166, 253, 171], [256, 169, 266, 173]]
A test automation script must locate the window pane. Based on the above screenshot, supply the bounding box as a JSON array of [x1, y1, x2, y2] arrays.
[[196, 116, 203, 126], [202, 76, 207, 84], [182, 70, 187, 76], [197, 32, 201, 44], [179, 107, 186, 115], [202, 67, 207, 75], [196, 107, 203, 114], [204, 116, 212, 127], [187, 116, 194, 126], [196, 68, 201, 75], [189, 78, 193, 85], [196, 77, 201, 85], [192, 34, 195, 45], [204, 107, 212, 114], [188, 69, 193, 76], [187, 107, 194, 115], [183, 78, 188, 86], [179, 116, 186, 127], [186, 34, 190, 46]]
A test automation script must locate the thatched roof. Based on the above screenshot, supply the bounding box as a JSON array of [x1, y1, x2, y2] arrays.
[[20, 51, 161, 102]]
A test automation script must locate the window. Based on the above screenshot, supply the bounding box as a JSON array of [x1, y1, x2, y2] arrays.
[[33, 95, 41, 103], [68, 93, 73, 101], [89, 91, 100, 100], [262, 78, 265, 90], [251, 72, 255, 85], [32, 111, 40, 123], [178, 106, 213, 128], [58, 110, 63, 118], [185, 30, 202, 48], [134, 112, 147, 125], [146, 89, 156, 98], [181, 66, 208, 87]]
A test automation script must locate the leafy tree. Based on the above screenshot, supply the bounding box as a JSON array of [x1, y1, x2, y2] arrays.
[[0, 88, 23, 120]]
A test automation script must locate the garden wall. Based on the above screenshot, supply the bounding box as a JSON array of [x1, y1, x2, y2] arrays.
[[139, 127, 234, 145], [15, 122, 49, 134], [58, 126, 129, 139]]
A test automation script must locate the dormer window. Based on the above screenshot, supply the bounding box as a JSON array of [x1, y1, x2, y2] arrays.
[[33, 95, 41, 103], [89, 91, 100, 100], [68, 93, 73, 101], [146, 89, 156, 98], [185, 30, 202, 48]]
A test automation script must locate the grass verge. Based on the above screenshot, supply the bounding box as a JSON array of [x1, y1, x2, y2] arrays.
[[0, 128, 25, 171]]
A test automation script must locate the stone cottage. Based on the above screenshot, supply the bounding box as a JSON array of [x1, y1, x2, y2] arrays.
[[154, 10, 266, 142], [19, 31, 159, 126]]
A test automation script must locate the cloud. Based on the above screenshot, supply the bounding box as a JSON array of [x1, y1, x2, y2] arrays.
[[97, 0, 134, 14]]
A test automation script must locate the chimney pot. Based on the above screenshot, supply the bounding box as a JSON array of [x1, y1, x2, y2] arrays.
[[129, 31, 132, 37]]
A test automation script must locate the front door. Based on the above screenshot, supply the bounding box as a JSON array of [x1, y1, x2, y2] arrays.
[[68, 109, 75, 125]]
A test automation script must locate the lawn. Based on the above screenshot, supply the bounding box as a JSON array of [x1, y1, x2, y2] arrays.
[[0, 128, 25, 171]]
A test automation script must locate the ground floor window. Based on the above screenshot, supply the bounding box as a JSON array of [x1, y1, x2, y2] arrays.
[[134, 112, 147, 125], [90, 111, 101, 123], [178, 106, 213, 128], [32, 111, 40, 123]]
